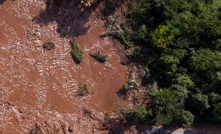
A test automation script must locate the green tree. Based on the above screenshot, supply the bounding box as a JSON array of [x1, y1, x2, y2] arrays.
[[124, 0, 221, 126], [159, 55, 179, 73], [126, 106, 147, 123], [148, 89, 185, 125], [175, 110, 194, 128], [212, 103, 221, 121], [191, 94, 210, 112], [188, 49, 221, 81], [151, 25, 174, 48]]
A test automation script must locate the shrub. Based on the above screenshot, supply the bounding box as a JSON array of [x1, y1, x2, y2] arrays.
[[126, 106, 147, 123], [191, 94, 210, 112], [121, 80, 139, 94], [120, 34, 134, 48], [176, 110, 194, 128], [70, 38, 83, 64], [133, 94, 141, 105], [89, 50, 108, 62], [127, 48, 141, 59], [212, 103, 221, 121], [114, 108, 129, 119], [78, 83, 89, 96], [98, 53, 108, 62]]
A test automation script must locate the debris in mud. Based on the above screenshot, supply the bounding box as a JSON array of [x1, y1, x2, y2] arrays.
[[101, 15, 134, 48], [43, 42, 55, 50], [89, 50, 108, 62], [68, 127, 73, 132], [29, 122, 45, 134]]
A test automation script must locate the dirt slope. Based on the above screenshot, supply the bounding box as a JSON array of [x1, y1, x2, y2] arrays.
[[0, 0, 129, 133]]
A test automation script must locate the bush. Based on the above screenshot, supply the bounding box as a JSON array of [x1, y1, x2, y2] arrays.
[[98, 53, 108, 62], [120, 34, 134, 48], [212, 103, 221, 121], [175, 110, 195, 128], [191, 94, 210, 112], [126, 106, 147, 123], [120, 80, 139, 94], [133, 94, 141, 105], [90, 50, 108, 62], [70, 38, 83, 64], [127, 48, 141, 59], [78, 83, 89, 96], [114, 108, 129, 119]]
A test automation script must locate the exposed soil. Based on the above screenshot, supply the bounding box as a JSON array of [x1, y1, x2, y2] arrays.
[[0, 0, 139, 133]]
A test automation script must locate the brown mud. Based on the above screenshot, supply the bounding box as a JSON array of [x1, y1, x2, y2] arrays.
[[0, 0, 137, 133]]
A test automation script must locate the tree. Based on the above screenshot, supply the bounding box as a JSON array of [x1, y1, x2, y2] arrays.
[[120, 80, 139, 94], [191, 94, 210, 112], [212, 103, 221, 121], [148, 89, 185, 125], [126, 106, 147, 123], [151, 25, 174, 48], [123, 0, 221, 126], [208, 92, 220, 105], [188, 49, 221, 81], [175, 110, 194, 128], [159, 55, 179, 73]]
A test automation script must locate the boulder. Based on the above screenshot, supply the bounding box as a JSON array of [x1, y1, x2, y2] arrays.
[[43, 42, 55, 50]]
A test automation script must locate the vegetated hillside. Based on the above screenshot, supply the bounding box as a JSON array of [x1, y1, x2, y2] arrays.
[[121, 0, 221, 128]]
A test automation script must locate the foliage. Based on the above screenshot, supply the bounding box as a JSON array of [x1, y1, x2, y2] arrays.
[[90, 50, 108, 62], [114, 108, 128, 119], [99, 53, 108, 62], [191, 94, 210, 112], [212, 103, 221, 121], [208, 92, 220, 106], [126, 106, 147, 123], [78, 83, 89, 96], [120, 80, 138, 94], [175, 110, 194, 128], [133, 94, 141, 105], [120, 34, 134, 48], [70, 38, 83, 64], [122, 0, 221, 127], [188, 49, 221, 81], [127, 48, 141, 59], [148, 89, 185, 126], [151, 25, 174, 48]]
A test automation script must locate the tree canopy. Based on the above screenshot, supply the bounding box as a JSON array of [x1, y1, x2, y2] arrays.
[[123, 0, 221, 127]]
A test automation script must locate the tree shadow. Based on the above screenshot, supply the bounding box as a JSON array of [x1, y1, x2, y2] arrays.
[[104, 114, 145, 134], [116, 89, 129, 101], [0, 0, 6, 5], [97, 0, 126, 18], [33, 0, 91, 38]]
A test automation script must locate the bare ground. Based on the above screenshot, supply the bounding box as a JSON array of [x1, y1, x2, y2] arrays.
[[0, 0, 140, 133]]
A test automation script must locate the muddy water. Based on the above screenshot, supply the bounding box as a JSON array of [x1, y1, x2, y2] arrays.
[[0, 0, 128, 133]]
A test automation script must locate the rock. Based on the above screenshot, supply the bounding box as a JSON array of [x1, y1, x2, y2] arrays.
[[68, 127, 73, 132], [29, 123, 45, 134], [43, 42, 55, 50]]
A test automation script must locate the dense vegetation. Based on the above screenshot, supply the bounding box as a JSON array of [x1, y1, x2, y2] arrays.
[[123, 0, 221, 127]]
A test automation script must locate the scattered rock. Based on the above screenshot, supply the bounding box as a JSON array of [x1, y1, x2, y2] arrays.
[[68, 127, 73, 132], [60, 121, 69, 134], [29, 123, 45, 134], [43, 42, 55, 50]]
